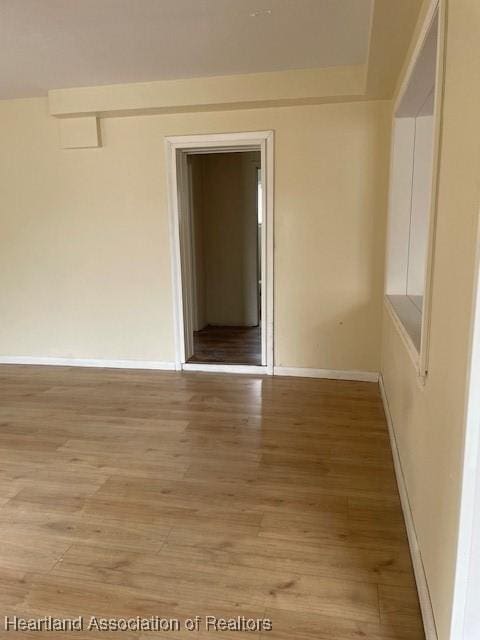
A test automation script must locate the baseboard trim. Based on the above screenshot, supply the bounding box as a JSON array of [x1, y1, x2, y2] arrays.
[[182, 363, 268, 375], [0, 358, 379, 382], [379, 374, 438, 640], [273, 366, 379, 382], [0, 356, 177, 371]]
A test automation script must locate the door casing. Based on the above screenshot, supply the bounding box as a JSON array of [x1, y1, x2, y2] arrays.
[[165, 131, 274, 374]]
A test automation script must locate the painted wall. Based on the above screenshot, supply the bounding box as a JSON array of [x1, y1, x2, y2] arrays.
[[191, 151, 260, 328], [407, 114, 434, 297], [381, 1, 480, 638], [189, 154, 207, 332], [0, 97, 390, 370]]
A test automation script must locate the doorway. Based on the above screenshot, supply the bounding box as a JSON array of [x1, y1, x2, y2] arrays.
[[166, 132, 274, 374], [187, 150, 261, 366]]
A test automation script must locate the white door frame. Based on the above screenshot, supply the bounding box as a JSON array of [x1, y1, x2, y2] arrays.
[[165, 131, 274, 375]]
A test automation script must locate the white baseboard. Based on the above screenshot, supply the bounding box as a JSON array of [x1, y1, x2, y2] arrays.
[[0, 358, 378, 382], [273, 366, 379, 382], [379, 374, 438, 640], [182, 363, 268, 375], [0, 356, 176, 371]]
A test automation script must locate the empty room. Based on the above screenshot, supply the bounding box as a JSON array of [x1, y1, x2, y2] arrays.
[[1, 1, 480, 639]]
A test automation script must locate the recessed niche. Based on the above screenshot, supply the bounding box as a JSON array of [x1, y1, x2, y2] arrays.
[[386, 10, 439, 353]]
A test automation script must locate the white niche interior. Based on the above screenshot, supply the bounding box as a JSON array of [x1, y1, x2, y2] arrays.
[[386, 9, 439, 354]]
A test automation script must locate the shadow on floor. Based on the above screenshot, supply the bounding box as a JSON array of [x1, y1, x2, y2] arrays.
[[187, 325, 261, 365]]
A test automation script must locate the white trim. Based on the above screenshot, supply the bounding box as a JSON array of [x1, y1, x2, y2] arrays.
[[0, 356, 176, 370], [273, 366, 379, 383], [265, 131, 275, 372], [182, 363, 267, 375], [260, 139, 267, 366], [379, 375, 438, 640], [385, 0, 445, 381], [394, 0, 440, 114], [166, 138, 186, 369], [384, 296, 421, 373], [179, 152, 195, 360], [165, 130, 274, 373], [418, 0, 446, 379], [165, 131, 274, 147]]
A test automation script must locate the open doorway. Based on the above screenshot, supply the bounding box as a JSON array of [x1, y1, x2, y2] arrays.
[[166, 132, 274, 374], [187, 150, 261, 365]]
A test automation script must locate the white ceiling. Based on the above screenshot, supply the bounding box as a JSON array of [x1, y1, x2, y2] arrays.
[[0, 0, 373, 100]]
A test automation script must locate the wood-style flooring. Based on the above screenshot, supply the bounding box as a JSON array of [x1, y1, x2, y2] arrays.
[[188, 325, 261, 365], [0, 365, 424, 639]]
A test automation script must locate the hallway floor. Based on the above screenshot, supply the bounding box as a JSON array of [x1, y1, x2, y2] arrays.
[[0, 366, 424, 639], [189, 325, 262, 365]]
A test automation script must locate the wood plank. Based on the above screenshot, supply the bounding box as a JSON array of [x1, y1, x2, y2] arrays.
[[0, 365, 424, 638]]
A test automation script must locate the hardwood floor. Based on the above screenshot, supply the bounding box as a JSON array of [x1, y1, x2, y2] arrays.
[[188, 325, 261, 365], [0, 365, 424, 639]]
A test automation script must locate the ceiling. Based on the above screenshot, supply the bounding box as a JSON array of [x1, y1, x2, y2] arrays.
[[0, 0, 374, 100]]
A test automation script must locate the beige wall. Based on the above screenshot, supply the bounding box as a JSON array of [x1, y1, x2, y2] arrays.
[[381, 1, 480, 638], [191, 151, 260, 328], [189, 154, 207, 331], [0, 97, 390, 370]]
